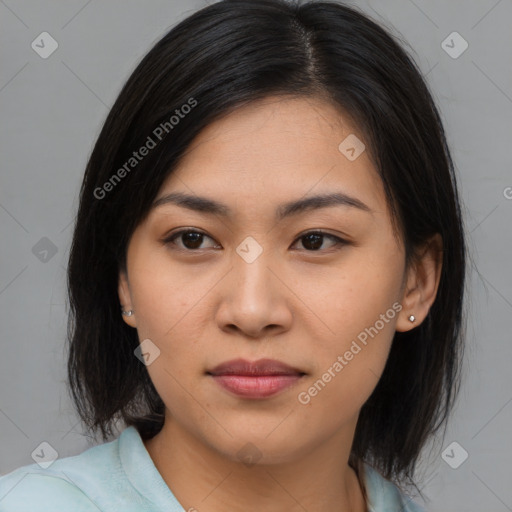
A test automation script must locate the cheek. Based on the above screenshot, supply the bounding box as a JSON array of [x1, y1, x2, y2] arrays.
[[295, 317, 396, 427], [129, 254, 204, 338], [305, 251, 402, 343], [130, 270, 210, 379], [295, 252, 402, 406]]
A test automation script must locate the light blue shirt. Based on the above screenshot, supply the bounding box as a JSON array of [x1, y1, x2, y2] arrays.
[[0, 426, 425, 511]]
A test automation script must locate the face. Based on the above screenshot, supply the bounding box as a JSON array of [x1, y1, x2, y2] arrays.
[[118, 95, 435, 465]]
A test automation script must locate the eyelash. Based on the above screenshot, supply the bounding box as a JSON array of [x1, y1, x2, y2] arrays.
[[162, 229, 348, 253]]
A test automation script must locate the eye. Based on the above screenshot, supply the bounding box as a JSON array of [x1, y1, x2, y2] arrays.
[[163, 229, 347, 253], [163, 229, 219, 251], [291, 230, 347, 252]]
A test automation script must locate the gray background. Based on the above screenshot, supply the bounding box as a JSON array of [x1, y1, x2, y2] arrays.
[[1, 0, 511, 511]]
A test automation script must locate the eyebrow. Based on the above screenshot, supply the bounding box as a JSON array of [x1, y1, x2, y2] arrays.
[[151, 191, 373, 221]]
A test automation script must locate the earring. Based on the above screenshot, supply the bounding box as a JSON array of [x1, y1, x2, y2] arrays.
[[122, 309, 134, 317], [408, 315, 415, 322]]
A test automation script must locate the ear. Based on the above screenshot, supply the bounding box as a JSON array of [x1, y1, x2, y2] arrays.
[[396, 233, 443, 332], [118, 269, 137, 328]]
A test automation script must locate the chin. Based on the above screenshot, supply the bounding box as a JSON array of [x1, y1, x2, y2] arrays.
[[206, 429, 313, 467]]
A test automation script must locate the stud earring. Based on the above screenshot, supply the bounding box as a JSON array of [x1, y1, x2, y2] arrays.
[[121, 309, 134, 317], [408, 315, 415, 322]]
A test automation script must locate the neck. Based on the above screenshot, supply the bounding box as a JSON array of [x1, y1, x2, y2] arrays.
[[143, 415, 367, 512]]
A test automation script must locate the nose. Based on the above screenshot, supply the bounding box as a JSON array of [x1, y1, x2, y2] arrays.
[[215, 249, 293, 339]]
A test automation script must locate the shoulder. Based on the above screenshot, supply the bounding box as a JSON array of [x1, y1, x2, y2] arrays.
[[363, 463, 426, 512], [0, 433, 123, 511], [0, 426, 178, 511], [0, 466, 102, 511]]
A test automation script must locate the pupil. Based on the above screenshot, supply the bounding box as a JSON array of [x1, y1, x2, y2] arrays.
[[304, 233, 322, 250], [183, 232, 202, 249]]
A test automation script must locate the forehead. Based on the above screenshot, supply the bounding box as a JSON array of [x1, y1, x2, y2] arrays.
[[156, 95, 386, 218]]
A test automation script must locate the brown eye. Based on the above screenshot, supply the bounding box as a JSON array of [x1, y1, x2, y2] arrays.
[[164, 229, 218, 251], [292, 231, 347, 252]]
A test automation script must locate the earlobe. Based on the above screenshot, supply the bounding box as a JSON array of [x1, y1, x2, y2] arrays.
[[396, 234, 443, 332], [395, 284, 421, 332], [118, 270, 137, 328]]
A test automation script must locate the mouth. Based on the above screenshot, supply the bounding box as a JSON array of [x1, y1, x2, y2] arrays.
[[206, 358, 306, 399]]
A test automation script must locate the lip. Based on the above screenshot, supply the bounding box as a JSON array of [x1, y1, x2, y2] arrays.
[[207, 358, 306, 399]]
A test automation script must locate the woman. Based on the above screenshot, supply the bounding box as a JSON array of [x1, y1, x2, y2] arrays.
[[0, 0, 466, 510]]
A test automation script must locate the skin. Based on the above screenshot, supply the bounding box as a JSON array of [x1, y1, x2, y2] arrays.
[[118, 95, 442, 512]]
